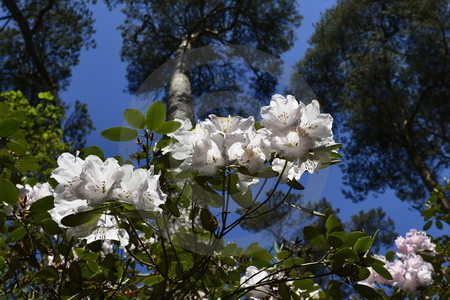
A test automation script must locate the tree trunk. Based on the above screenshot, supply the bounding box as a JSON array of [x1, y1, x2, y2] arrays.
[[404, 133, 450, 212], [167, 38, 194, 123]]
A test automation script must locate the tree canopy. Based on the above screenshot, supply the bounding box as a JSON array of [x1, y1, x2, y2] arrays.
[[0, 0, 95, 99], [0, 0, 96, 149], [109, 0, 302, 121], [295, 0, 450, 210]]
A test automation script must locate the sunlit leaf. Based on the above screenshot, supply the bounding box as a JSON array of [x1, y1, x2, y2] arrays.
[[124, 108, 146, 129], [101, 127, 137, 141]]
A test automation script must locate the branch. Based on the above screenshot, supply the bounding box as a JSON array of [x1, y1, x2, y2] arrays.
[[2, 0, 55, 90], [31, 0, 56, 34]]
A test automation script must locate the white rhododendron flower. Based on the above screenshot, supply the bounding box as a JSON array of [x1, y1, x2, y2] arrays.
[[5, 182, 54, 216], [239, 266, 271, 298], [261, 95, 334, 163], [111, 166, 166, 212], [260, 94, 301, 130], [49, 152, 166, 246], [162, 95, 338, 192]]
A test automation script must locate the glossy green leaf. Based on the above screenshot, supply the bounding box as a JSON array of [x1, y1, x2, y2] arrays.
[[287, 179, 305, 190], [124, 108, 146, 129], [155, 120, 181, 135], [0, 118, 20, 137], [372, 262, 393, 280], [221, 243, 239, 257], [0, 178, 18, 205], [200, 208, 219, 232], [325, 215, 342, 233], [82, 146, 105, 160], [29, 195, 54, 213], [342, 231, 364, 247], [69, 261, 83, 285], [42, 218, 60, 235], [143, 275, 164, 286], [303, 226, 326, 246], [101, 127, 137, 141], [37, 266, 59, 279], [16, 156, 40, 172], [423, 220, 432, 231], [354, 284, 382, 299], [6, 141, 26, 155], [231, 189, 253, 209], [156, 136, 172, 149], [61, 209, 104, 227], [327, 231, 346, 248], [7, 227, 27, 242], [146, 101, 166, 131], [353, 236, 373, 255], [293, 278, 314, 290], [245, 243, 273, 263]]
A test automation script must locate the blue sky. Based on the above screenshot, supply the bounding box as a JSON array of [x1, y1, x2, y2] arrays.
[[60, 0, 442, 250]]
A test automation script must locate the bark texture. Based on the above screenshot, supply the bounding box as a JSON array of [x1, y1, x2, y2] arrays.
[[167, 38, 194, 124]]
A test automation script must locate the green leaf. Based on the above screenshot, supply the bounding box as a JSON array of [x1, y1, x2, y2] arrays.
[[329, 248, 358, 261], [146, 101, 166, 131], [293, 278, 314, 290], [287, 179, 305, 190], [101, 127, 137, 141], [163, 198, 180, 217], [385, 250, 396, 261], [342, 231, 364, 247], [230, 189, 253, 209], [423, 220, 433, 231], [16, 156, 40, 172], [237, 167, 279, 178], [156, 136, 172, 149], [7, 227, 27, 242], [435, 219, 443, 229], [29, 195, 54, 213], [0, 178, 18, 205], [6, 141, 26, 155], [325, 215, 342, 233], [124, 108, 146, 129], [221, 243, 239, 256], [69, 261, 83, 285], [200, 208, 219, 232], [81, 146, 105, 160], [327, 231, 345, 248], [245, 243, 273, 263], [143, 275, 165, 286], [155, 120, 181, 135], [353, 236, 373, 255], [61, 209, 104, 227], [303, 226, 326, 246], [42, 218, 60, 235], [354, 284, 382, 299], [37, 266, 59, 279], [0, 118, 20, 137], [372, 262, 393, 280]]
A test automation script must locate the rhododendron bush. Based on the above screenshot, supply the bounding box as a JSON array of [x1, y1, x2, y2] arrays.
[[0, 94, 448, 299]]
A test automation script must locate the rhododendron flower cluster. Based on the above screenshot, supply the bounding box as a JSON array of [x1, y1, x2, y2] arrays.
[[47, 152, 167, 246], [360, 229, 436, 294], [3, 182, 53, 216], [239, 266, 321, 299], [164, 94, 337, 185]]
